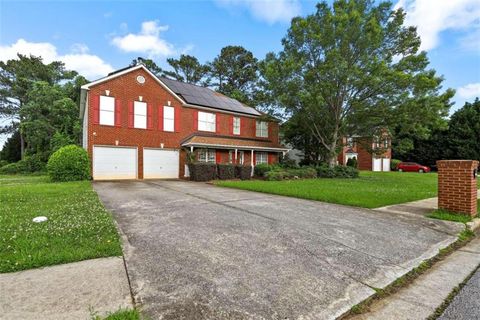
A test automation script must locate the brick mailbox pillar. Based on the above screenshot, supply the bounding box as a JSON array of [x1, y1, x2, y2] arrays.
[[437, 160, 478, 216]]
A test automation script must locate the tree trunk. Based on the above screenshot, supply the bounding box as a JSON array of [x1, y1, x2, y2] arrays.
[[20, 132, 25, 160]]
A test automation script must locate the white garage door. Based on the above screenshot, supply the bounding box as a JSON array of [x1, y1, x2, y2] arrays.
[[372, 157, 382, 172], [143, 149, 179, 179], [382, 158, 391, 172], [93, 146, 137, 180]]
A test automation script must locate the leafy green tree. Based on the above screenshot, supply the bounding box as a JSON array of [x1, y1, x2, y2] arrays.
[[208, 46, 259, 105], [20, 81, 80, 159], [165, 54, 209, 85], [0, 130, 21, 163], [261, 0, 453, 166], [0, 54, 75, 158], [446, 98, 480, 161], [130, 57, 165, 76]]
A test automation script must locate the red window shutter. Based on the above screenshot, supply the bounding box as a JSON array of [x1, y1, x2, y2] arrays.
[[175, 107, 181, 132], [215, 114, 220, 133], [229, 116, 233, 135], [158, 105, 164, 131], [114, 99, 122, 127], [147, 104, 153, 130], [92, 94, 100, 124], [241, 118, 246, 136], [193, 110, 198, 131], [216, 151, 221, 164], [128, 101, 134, 128], [253, 152, 256, 165], [268, 153, 274, 164]]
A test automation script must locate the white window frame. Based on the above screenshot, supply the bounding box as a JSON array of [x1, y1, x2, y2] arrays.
[[198, 149, 216, 163], [163, 106, 174, 132], [228, 150, 234, 164], [255, 152, 268, 165], [233, 117, 241, 135], [256, 121, 268, 138], [134, 101, 147, 129], [238, 151, 244, 165], [99, 95, 115, 126], [198, 111, 216, 132]]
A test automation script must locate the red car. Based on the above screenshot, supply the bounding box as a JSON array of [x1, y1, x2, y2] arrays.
[[397, 162, 431, 173]]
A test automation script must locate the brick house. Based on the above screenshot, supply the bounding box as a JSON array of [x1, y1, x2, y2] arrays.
[[80, 64, 288, 180], [337, 135, 392, 171]]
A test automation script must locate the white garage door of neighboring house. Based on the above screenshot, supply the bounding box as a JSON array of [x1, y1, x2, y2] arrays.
[[143, 149, 179, 179], [382, 158, 391, 172], [372, 157, 382, 172], [93, 146, 137, 180]]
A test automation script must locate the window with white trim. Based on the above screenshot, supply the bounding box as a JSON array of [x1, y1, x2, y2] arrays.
[[228, 150, 234, 164], [134, 101, 147, 129], [99, 96, 115, 126], [256, 121, 268, 138], [198, 112, 216, 132], [163, 106, 174, 132], [255, 152, 268, 165], [198, 149, 216, 163], [233, 117, 240, 135], [238, 151, 244, 165]]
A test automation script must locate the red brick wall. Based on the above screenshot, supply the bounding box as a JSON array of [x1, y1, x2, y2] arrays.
[[86, 68, 280, 179], [337, 137, 391, 170], [437, 160, 479, 216]]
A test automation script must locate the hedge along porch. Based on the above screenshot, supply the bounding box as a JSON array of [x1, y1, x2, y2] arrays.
[[181, 135, 289, 177]]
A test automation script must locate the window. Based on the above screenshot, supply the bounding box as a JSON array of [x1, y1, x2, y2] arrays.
[[198, 149, 216, 163], [99, 96, 115, 126], [228, 150, 234, 164], [198, 112, 216, 132], [163, 106, 174, 132], [233, 117, 241, 135], [347, 137, 354, 147], [238, 151, 244, 165], [134, 101, 147, 129], [383, 138, 389, 148], [256, 121, 268, 138], [255, 152, 268, 165]]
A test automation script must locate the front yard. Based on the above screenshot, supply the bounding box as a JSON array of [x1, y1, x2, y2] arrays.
[[217, 171, 443, 208], [0, 175, 122, 273]]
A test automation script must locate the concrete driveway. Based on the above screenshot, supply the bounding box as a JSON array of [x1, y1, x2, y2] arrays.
[[94, 180, 463, 320]]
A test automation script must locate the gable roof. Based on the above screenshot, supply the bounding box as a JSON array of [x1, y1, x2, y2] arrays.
[[80, 64, 261, 117]]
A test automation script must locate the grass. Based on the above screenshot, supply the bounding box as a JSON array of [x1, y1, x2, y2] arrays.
[[217, 171, 441, 208], [92, 309, 141, 320], [0, 174, 122, 273], [427, 200, 480, 224]]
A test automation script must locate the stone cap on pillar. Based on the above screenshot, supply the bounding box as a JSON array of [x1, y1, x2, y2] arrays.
[[437, 160, 479, 169]]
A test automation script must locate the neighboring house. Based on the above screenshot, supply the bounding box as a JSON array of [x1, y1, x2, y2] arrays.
[[337, 135, 392, 171], [80, 63, 288, 180]]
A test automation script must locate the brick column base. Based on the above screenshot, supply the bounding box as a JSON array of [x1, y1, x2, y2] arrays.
[[437, 160, 479, 216]]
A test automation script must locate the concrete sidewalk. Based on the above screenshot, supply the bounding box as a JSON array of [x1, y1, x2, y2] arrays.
[[375, 190, 480, 217], [350, 236, 480, 320], [0, 257, 133, 320]]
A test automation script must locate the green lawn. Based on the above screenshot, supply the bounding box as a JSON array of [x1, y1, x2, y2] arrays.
[[0, 175, 122, 273], [216, 171, 443, 208]]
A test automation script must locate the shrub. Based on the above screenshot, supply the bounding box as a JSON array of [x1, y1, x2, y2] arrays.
[[235, 165, 252, 180], [316, 164, 358, 178], [217, 164, 235, 180], [0, 160, 8, 168], [279, 155, 298, 169], [254, 163, 274, 177], [0, 161, 27, 174], [264, 167, 317, 181], [0, 154, 47, 175], [47, 145, 90, 182], [24, 154, 47, 172], [188, 162, 217, 181], [391, 159, 402, 171], [346, 157, 358, 168]]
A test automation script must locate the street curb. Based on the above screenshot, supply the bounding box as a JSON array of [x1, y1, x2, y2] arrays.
[[466, 218, 480, 232]]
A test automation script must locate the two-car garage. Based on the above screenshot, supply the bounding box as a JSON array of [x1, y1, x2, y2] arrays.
[[92, 146, 179, 180]]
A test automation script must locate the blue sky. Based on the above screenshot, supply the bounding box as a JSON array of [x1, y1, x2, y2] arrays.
[[0, 0, 479, 147]]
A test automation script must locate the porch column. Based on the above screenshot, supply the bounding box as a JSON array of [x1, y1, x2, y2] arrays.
[[190, 146, 193, 153], [251, 149, 254, 176], [235, 149, 238, 164]]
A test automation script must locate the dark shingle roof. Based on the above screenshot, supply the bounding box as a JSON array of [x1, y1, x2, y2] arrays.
[[159, 77, 261, 116]]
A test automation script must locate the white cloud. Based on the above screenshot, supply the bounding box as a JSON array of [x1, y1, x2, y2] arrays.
[[0, 39, 113, 80], [395, 0, 480, 51], [216, 0, 301, 24], [458, 83, 480, 99], [111, 20, 176, 57]]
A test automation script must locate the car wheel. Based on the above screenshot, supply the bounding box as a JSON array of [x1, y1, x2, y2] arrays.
[[419, 169, 424, 173], [398, 169, 403, 172]]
